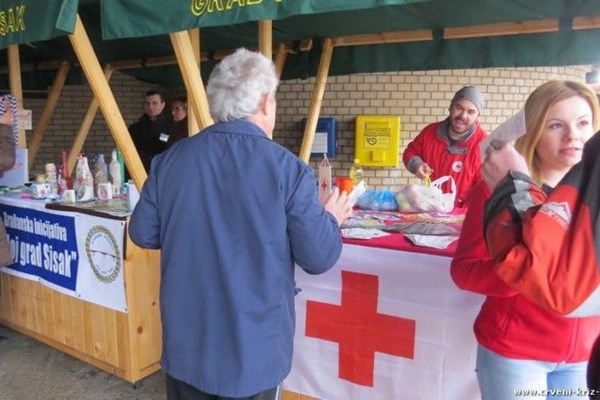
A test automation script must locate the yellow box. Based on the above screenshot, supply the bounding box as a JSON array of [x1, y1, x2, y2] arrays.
[[354, 115, 401, 167]]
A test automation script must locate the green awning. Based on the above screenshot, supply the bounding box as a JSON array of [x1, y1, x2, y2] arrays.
[[4, 0, 600, 88], [0, 0, 78, 50], [100, 0, 429, 40]]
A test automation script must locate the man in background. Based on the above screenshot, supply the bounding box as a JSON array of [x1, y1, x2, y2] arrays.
[[128, 89, 172, 172], [402, 85, 488, 207], [129, 48, 353, 400]]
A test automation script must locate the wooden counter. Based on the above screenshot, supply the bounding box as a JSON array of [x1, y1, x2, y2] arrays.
[[0, 196, 162, 383]]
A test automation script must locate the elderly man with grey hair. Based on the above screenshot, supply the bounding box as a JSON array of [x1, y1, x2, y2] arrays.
[[129, 48, 353, 400], [402, 85, 488, 208]]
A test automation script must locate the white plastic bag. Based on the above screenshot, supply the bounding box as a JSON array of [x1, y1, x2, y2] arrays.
[[395, 175, 456, 213]]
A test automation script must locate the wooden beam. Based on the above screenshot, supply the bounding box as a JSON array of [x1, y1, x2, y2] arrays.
[[68, 64, 114, 176], [169, 31, 213, 130], [258, 20, 273, 59], [274, 43, 288, 78], [333, 30, 433, 47], [188, 29, 200, 136], [28, 61, 71, 169], [298, 38, 334, 163], [444, 19, 558, 39], [7, 45, 25, 148], [68, 14, 147, 190], [573, 15, 600, 30], [109, 55, 180, 71]]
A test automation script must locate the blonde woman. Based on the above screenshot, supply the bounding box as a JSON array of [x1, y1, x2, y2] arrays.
[[451, 81, 600, 400]]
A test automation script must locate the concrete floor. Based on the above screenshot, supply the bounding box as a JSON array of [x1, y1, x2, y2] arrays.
[[0, 324, 166, 400]]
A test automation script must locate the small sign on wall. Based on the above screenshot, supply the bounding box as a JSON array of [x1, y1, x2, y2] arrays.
[[302, 117, 338, 158]]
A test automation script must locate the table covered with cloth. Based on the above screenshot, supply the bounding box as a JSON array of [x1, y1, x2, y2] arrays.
[[283, 209, 483, 400]]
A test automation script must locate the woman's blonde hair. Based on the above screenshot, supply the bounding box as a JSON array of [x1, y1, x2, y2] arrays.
[[514, 80, 600, 185]]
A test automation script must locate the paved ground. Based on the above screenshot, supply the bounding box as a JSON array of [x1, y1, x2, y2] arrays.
[[0, 324, 166, 400]]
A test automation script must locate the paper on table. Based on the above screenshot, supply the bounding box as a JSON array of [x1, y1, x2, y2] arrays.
[[404, 234, 458, 249], [479, 109, 526, 159], [341, 228, 391, 240]]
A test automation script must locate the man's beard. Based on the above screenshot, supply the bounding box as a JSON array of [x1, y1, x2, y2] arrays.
[[450, 117, 474, 136]]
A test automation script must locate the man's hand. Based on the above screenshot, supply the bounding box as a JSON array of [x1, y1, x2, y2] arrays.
[[482, 140, 529, 192], [415, 162, 433, 179], [324, 187, 354, 226]]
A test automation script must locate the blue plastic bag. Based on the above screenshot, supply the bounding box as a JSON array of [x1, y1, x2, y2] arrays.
[[356, 189, 399, 211]]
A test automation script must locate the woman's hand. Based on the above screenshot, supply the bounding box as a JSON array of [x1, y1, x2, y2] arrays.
[[482, 140, 529, 192], [0, 97, 14, 126]]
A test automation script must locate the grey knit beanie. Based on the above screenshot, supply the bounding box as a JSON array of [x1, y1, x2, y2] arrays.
[[451, 86, 483, 113]]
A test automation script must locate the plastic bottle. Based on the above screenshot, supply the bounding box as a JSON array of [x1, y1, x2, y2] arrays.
[[109, 148, 122, 195], [45, 163, 57, 194], [94, 155, 108, 183], [74, 155, 94, 201], [93, 154, 109, 198], [349, 158, 364, 185]]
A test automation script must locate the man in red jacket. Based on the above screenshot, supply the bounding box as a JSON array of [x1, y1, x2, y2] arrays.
[[403, 86, 488, 208]]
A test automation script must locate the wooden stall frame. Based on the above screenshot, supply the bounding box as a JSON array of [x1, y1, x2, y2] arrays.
[[0, 216, 162, 383], [4, 6, 600, 398]]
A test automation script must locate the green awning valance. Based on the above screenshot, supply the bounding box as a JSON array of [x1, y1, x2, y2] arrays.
[[101, 0, 428, 40], [0, 0, 78, 50]]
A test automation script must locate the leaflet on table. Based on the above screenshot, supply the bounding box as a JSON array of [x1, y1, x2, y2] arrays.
[[404, 234, 458, 249], [341, 228, 391, 240]]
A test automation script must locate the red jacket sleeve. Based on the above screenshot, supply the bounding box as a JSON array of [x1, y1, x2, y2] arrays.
[[450, 179, 517, 296], [484, 169, 600, 316]]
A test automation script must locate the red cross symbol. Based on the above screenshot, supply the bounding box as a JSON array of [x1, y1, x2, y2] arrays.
[[321, 180, 329, 191], [305, 270, 416, 386]]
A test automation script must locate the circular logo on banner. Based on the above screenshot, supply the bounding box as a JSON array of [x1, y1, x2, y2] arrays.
[[452, 161, 463, 173], [85, 225, 122, 284]]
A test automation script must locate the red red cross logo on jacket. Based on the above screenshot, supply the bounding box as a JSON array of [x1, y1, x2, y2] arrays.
[[305, 270, 416, 386]]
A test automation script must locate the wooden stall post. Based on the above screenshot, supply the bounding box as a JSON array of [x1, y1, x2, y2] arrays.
[[274, 43, 288, 78], [7, 45, 25, 148], [188, 29, 201, 136], [259, 20, 273, 60], [169, 31, 213, 130], [298, 38, 334, 163]]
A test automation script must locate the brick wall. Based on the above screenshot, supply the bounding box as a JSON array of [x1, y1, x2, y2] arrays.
[[25, 65, 590, 190], [275, 65, 590, 190]]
